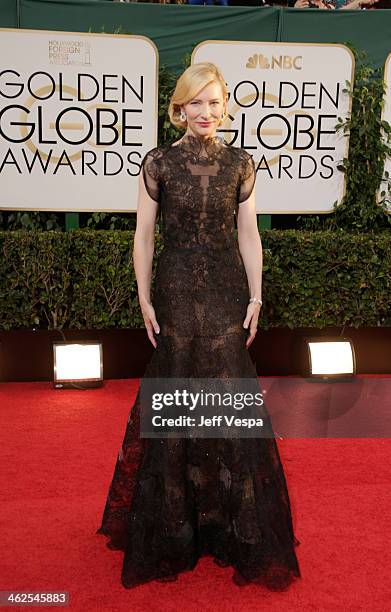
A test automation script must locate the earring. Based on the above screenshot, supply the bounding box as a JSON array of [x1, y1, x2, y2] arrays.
[[180, 109, 187, 122]]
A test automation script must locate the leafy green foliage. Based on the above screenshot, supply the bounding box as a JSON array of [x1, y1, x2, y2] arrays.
[[260, 229, 391, 330], [1, 229, 389, 331]]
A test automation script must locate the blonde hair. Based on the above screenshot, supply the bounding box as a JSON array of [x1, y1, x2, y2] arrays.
[[168, 62, 228, 130]]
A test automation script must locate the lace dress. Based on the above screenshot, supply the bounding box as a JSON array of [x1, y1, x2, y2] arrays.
[[96, 133, 301, 591]]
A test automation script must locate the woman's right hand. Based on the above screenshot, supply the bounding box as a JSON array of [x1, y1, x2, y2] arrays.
[[140, 300, 160, 348]]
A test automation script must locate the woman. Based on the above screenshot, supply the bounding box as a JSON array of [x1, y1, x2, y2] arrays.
[[96, 62, 301, 591]]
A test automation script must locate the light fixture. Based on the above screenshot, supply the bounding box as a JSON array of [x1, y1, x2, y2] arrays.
[[53, 341, 103, 389], [304, 337, 356, 380]]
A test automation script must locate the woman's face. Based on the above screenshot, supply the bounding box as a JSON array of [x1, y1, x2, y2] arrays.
[[181, 81, 226, 138]]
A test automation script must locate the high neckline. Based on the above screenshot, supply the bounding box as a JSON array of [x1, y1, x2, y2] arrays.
[[171, 132, 224, 151], [182, 132, 219, 143]]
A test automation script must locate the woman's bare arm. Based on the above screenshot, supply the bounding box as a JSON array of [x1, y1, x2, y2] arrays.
[[132, 168, 161, 347], [236, 185, 263, 348], [237, 186, 263, 301]]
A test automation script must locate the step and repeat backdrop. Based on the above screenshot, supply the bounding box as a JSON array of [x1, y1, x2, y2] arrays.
[[0, 29, 158, 213], [0, 28, 389, 214], [193, 41, 353, 215]]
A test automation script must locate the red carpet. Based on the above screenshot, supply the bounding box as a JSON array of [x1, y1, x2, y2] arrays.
[[1, 377, 390, 611]]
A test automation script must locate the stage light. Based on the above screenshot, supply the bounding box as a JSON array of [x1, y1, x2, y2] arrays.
[[53, 341, 103, 389], [304, 337, 356, 379]]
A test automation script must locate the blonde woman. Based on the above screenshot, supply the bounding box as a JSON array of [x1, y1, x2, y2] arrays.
[[97, 62, 301, 591]]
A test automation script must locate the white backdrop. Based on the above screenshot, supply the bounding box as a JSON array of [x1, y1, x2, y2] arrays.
[[0, 33, 358, 214], [0, 28, 158, 212], [193, 41, 354, 214]]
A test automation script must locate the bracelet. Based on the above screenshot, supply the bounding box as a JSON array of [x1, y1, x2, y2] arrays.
[[249, 297, 263, 306]]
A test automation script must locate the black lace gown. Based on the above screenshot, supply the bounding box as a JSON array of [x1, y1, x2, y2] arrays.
[[96, 133, 301, 591]]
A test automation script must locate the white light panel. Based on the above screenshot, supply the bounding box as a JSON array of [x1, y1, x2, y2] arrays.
[[54, 343, 101, 381], [308, 341, 354, 375]]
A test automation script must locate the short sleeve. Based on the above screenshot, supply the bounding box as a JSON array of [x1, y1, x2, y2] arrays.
[[141, 148, 161, 204], [238, 150, 256, 204]]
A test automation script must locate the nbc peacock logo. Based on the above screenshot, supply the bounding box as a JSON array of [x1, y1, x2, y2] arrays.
[[246, 53, 303, 70]]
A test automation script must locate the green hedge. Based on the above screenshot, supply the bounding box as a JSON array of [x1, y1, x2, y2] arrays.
[[1, 229, 390, 331]]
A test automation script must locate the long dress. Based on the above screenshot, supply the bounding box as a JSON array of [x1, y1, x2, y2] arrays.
[[96, 132, 301, 591]]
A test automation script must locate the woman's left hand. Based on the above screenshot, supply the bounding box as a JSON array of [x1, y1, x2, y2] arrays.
[[243, 302, 261, 349]]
